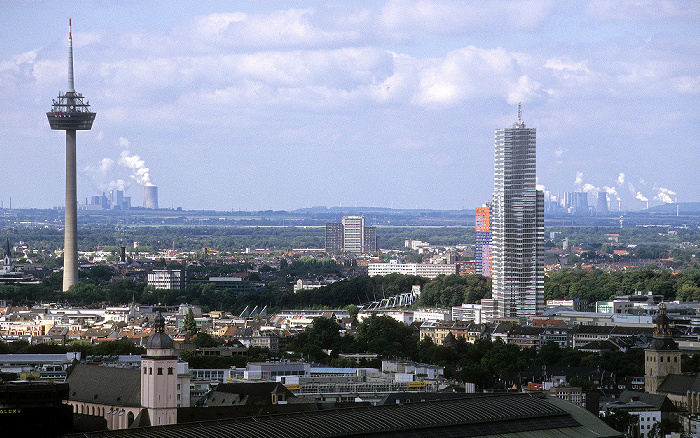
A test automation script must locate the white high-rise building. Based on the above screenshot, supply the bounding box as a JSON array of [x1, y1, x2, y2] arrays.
[[341, 216, 365, 254], [491, 104, 544, 319]]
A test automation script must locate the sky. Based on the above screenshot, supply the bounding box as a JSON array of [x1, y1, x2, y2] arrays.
[[1, 0, 698, 211]]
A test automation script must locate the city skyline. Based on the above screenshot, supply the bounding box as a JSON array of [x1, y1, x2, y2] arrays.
[[1, 1, 698, 211]]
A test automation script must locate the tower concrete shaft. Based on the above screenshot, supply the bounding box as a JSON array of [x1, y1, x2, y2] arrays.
[[64, 130, 78, 291], [47, 20, 95, 291]]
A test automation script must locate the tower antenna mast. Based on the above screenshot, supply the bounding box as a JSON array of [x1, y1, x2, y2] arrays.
[[47, 19, 96, 292]]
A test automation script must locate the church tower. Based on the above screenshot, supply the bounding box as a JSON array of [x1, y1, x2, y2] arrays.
[[2, 239, 12, 274], [645, 303, 681, 394], [141, 312, 177, 425]]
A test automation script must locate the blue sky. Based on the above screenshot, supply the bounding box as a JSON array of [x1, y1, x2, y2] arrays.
[[1, 0, 698, 211]]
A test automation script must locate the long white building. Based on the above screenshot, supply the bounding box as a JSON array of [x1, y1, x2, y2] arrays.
[[367, 261, 457, 279]]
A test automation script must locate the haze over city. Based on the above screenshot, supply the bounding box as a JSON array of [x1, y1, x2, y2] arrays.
[[1, 1, 698, 211]]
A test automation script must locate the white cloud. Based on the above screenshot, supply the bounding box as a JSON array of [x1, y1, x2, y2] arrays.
[[575, 172, 583, 186], [617, 173, 625, 185], [673, 75, 700, 93], [189, 8, 367, 50], [379, 0, 553, 36], [587, 0, 699, 21], [636, 192, 649, 202], [544, 58, 593, 78], [415, 46, 538, 106]]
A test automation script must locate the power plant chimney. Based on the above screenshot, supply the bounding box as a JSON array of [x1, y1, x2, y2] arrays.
[[143, 185, 158, 209], [47, 19, 96, 292]]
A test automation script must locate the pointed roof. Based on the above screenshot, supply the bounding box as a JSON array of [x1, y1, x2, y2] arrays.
[[649, 303, 679, 351]]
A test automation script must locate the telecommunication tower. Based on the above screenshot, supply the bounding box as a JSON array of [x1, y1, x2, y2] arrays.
[[47, 20, 96, 291]]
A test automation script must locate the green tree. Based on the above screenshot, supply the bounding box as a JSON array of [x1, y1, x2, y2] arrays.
[[602, 409, 639, 436], [647, 418, 683, 438], [356, 315, 418, 359], [193, 332, 221, 348], [183, 308, 198, 334]]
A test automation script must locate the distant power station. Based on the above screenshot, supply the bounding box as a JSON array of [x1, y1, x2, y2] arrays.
[[597, 191, 609, 212], [143, 185, 158, 209], [46, 20, 95, 292]]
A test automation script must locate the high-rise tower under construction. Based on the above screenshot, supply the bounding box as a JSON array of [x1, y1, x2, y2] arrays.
[[491, 104, 544, 319]]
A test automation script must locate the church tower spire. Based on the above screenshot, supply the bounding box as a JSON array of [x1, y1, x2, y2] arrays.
[[645, 303, 680, 394], [141, 312, 178, 426]]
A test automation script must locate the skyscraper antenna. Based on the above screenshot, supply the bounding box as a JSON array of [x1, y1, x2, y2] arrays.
[[67, 18, 75, 93], [513, 102, 525, 128]]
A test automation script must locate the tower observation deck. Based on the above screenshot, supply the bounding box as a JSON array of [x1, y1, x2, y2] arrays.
[[46, 20, 95, 291]]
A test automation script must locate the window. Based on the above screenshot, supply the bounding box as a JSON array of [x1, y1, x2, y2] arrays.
[[143, 367, 147, 374], [149, 367, 152, 375], [168, 367, 174, 375], [157, 367, 163, 375]]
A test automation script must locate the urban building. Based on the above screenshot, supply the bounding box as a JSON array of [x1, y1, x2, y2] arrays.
[[324, 222, 344, 253], [475, 205, 492, 277], [342, 216, 365, 253], [367, 261, 457, 279], [645, 304, 681, 395], [65, 313, 189, 430], [147, 269, 187, 290], [324, 216, 378, 254], [140, 312, 178, 426], [364, 225, 378, 252], [491, 104, 544, 319]]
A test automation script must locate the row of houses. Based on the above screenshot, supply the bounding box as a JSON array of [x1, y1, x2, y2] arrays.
[[418, 319, 655, 352]]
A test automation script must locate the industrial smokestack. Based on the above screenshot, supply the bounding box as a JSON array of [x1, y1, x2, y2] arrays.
[[120, 246, 126, 263], [143, 185, 158, 209]]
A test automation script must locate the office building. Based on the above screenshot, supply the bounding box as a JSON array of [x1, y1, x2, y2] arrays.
[[364, 226, 378, 253], [342, 216, 364, 253], [325, 223, 344, 253], [491, 104, 544, 319], [324, 216, 377, 254], [147, 269, 187, 290], [475, 205, 492, 277], [367, 261, 457, 279]]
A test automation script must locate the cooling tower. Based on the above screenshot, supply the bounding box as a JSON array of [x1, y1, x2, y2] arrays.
[[597, 191, 608, 212], [143, 185, 158, 209]]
